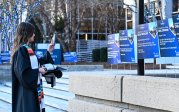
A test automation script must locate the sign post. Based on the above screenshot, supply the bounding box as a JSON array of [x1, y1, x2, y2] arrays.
[[137, 0, 144, 75]]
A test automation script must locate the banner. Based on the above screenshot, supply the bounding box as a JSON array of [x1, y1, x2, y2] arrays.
[[119, 29, 136, 63], [1, 51, 11, 63], [63, 52, 77, 63], [157, 15, 179, 64], [36, 43, 61, 64], [107, 33, 121, 64], [157, 18, 179, 57], [136, 22, 160, 59], [0, 55, 1, 64], [173, 14, 179, 44]]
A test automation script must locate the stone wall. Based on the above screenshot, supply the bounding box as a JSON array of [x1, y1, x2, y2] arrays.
[[69, 72, 178, 112]]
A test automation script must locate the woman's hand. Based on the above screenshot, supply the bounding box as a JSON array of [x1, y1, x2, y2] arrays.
[[39, 67, 47, 74], [48, 44, 54, 53]]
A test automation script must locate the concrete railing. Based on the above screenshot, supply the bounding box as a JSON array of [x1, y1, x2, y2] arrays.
[[69, 72, 179, 112]]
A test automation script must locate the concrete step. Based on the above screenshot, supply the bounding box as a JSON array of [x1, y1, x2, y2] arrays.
[[61, 74, 69, 79], [46, 106, 66, 112], [44, 88, 75, 101], [0, 85, 74, 101], [5, 80, 69, 92], [42, 76, 69, 85], [43, 82, 69, 92], [45, 95, 68, 111], [0, 91, 65, 112], [0, 84, 70, 111], [0, 100, 11, 112], [0, 91, 11, 103], [0, 72, 72, 111], [56, 78, 69, 85]]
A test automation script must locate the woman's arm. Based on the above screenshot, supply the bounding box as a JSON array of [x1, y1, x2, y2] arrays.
[[38, 51, 54, 65], [38, 44, 54, 65]]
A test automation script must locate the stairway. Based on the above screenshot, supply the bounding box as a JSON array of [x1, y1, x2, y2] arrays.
[[0, 73, 74, 112]]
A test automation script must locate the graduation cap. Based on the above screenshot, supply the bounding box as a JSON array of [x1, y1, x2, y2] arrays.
[[42, 64, 66, 87], [44, 74, 56, 87]]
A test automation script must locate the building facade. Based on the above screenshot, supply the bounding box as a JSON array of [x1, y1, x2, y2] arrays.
[[125, 0, 178, 30]]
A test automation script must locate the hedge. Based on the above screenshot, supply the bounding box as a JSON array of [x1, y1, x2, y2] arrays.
[[92, 47, 107, 62], [92, 49, 100, 62], [100, 47, 107, 62]]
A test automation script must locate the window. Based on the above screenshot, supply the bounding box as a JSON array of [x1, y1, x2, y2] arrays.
[[173, 0, 179, 12], [127, 9, 132, 20]]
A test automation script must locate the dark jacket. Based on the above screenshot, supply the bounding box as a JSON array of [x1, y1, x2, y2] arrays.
[[12, 45, 54, 112]]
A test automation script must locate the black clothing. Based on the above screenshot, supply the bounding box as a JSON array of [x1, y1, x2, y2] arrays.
[[12, 45, 54, 112]]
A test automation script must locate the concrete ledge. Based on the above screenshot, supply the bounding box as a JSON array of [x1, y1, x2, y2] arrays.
[[61, 65, 103, 71], [69, 74, 122, 102], [69, 99, 123, 112], [123, 76, 179, 112], [69, 73, 175, 112]]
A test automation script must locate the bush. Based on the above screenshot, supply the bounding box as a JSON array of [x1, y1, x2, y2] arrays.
[[92, 47, 107, 62], [100, 47, 107, 62], [92, 49, 100, 62]]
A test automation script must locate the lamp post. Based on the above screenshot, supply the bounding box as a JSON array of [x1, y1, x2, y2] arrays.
[[137, 0, 145, 75]]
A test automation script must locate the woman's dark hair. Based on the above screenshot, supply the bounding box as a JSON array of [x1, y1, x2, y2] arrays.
[[11, 22, 35, 61]]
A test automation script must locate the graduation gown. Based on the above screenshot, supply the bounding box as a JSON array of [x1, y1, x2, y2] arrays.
[[11, 45, 54, 112]]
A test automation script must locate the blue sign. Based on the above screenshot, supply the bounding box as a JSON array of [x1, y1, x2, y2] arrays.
[[136, 22, 160, 59], [173, 14, 179, 44], [107, 34, 121, 64], [35, 51, 44, 59], [36, 44, 61, 64], [119, 29, 136, 63], [157, 18, 179, 57], [0, 55, 2, 64], [1, 51, 11, 63], [63, 52, 77, 63]]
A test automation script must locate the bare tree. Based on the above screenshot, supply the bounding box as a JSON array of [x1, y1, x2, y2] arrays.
[[28, 0, 125, 52]]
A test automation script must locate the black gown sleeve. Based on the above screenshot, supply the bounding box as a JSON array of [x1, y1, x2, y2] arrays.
[[14, 46, 39, 91], [38, 51, 54, 65], [12, 51, 18, 111]]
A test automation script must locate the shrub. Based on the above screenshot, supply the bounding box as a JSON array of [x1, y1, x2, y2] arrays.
[[92, 49, 100, 62], [100, 47, 107, 62]]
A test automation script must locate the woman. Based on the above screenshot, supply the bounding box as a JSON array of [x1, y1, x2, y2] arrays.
[[11, 22, 54, 112]]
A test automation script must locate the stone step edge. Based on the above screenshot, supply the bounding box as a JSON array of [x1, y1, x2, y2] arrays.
[[0, 87, 70, 101], [45, 103, 68, 112], [0, 97, 67, 112], [0, 98, 11, 104], [0, 90, 68, 111], [4, 83, 69, 93], [43, 85, 69, 92], [42, 80, 69, 85]]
